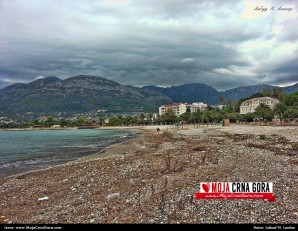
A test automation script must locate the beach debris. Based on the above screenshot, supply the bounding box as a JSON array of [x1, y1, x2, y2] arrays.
[[106, 193, 120, 200], [192, 146, 207, 151], [38, 196, 49, 201]]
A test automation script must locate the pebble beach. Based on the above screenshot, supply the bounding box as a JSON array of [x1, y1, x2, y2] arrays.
[[0, 125, 297, 224]]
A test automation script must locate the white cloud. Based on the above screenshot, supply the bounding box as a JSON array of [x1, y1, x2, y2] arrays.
[[35, 75, 45, 80], [213, 65, 257, 77], [180, 58, 195, 63]]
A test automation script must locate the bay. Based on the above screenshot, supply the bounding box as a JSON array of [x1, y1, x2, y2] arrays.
[[0, 129, 140, 177]]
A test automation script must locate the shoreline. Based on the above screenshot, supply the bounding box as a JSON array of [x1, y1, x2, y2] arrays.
[[1, 129, 144, 180], [0, 124, 172, 132], [0, 127, 147, 179], [1, 125, 178, 179]]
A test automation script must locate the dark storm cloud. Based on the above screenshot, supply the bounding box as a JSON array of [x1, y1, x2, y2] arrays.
[[0, 0, 297, 90]]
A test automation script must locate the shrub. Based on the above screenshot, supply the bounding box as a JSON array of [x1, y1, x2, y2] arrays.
[[259, 134, 267, 140]]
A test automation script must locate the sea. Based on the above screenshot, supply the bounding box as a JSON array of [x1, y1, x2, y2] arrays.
[[0, 128, 141, 178]]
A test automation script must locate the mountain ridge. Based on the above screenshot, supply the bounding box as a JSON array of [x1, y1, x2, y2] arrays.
[[143, 82, 298, 104], [142, 83, 220, 104], [0, 75, 173, 117], [0, 75, 297, 118]]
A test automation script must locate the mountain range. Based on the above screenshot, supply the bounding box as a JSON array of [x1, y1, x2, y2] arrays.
[[0, 75, 171, 118], [143, 83, 298, 105], [0, 75, 297, 118]]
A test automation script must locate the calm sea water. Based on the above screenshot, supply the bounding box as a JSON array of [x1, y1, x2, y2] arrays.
[[0, 129, 140, 177]]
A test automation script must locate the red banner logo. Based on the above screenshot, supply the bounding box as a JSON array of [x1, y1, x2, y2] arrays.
[[195, 182, 276, 202]]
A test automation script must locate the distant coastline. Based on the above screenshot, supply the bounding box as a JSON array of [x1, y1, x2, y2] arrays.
[[0, 127, 78, 131], [0, 125, 166, 132]]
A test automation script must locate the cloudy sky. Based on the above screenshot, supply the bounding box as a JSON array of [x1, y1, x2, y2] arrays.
[[0, 0, 297, 90]]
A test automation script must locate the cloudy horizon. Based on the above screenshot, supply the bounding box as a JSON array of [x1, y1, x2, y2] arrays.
[[0, 0, 297, 91]]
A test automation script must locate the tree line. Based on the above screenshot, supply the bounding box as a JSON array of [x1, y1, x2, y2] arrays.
[[153, 89, 298, 125], [1, 89, 297, 128]]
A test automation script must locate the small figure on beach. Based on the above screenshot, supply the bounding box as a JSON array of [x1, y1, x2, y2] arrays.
[[156, 127, 160, 132]]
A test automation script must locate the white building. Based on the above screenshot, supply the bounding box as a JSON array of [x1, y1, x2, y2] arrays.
[[192, 102, 208, 111], [159, 102, 207, 116], [240, 97, 279, 114], [210, 105, 225, 110], [51, 125, 61, 129]]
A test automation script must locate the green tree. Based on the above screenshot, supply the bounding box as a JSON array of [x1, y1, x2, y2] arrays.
[[108, 116, 121, 126], [33, 119, 40, 125], [222, 105, 235, 118], [273, 102, 287, 117], [229, 112, 241, 122], [223, 105, 235, 113], [45, 117, 55, 127], [202, 110, 221, 123], [285, 91, 298, 106], [208, 110, 222, 123], [161, 109, 177, 124], [98, 117, 106, 126], [262, 88, 272, 97], [261, 87, 286, 101], [255, 104, 274, 121], [191, 111, 202, 123], [77, 117, 86, 126], [59, 119, 70, 127], [284, 106, 298, 118], [147, 113, 153, 123], [272, 88, 287, 102], [20, 122, 30, 128], [179, 112, 191, 123], [140, 113, 145, 120], [242, 112, 258, 122]]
